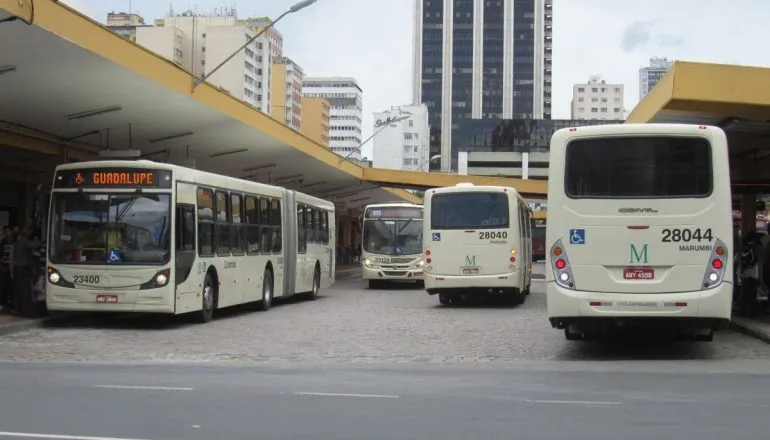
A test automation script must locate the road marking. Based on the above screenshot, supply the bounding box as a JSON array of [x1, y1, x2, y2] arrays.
[[526, 399, 621, 405], [0, 432, 152, 440], [94, 385, 194, 391], [294, 391, 399, 399]]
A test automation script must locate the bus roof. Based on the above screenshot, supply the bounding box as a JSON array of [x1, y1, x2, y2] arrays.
[[364, 202, 423, 209], [551, 123, 723, 148]]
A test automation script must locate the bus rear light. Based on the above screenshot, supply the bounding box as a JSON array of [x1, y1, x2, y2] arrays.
[[426, 258, 432, 264], [510, 256, 516, 263], [425, 250, 431, 256], [550, 239, 576, 290], [702, 239, 728, 290]]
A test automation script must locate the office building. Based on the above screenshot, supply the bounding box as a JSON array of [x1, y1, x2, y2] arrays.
[[639, 57, 674, 100], [271, 57, 304, 131], [413, 0, 553, 171], [302, 77, 363, 160], [371, 104, 430, 171], [106, 12, 150, 42], [300, 97, 331, 147], [571, 75, 624, 120]]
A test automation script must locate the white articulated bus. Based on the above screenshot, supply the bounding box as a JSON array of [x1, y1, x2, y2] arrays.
[[360, 202, 424, 288], [46, 160, 335, 323], [546, 124, 733, 341], [423, 184, 533, 305]]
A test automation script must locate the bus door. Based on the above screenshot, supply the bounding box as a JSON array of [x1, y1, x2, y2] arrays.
[[428, 191, 516, 276], [558, 136, 727, 294]]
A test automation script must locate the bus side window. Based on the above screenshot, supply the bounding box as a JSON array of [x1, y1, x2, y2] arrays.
[[215, 191, 230, 256], [305, 205, 313, 244], [259, 198, 271, 254], [320, 210, 328, 244], [297, 204, 307, 254], [244, 196, 260, 255], [230, 193, 244, 256], [196, 188, 214, 256], [271, 199, 282, 253], [311, 208, 319, 243]]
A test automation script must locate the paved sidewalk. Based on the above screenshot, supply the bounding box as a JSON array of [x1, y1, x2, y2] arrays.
[[0, 313, 47, 336], [335, 265, 360, 279], [731, 315, 770, 344]]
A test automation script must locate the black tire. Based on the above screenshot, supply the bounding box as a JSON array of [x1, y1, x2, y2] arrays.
[[368, 279, 379, 289], [307, 266, 320, 301], [438, 293, 452, 305], [196, 273, 215, 323], [694, 329, 714, 342], [256, 267, 273, 311], [564, 327, 582, 341]]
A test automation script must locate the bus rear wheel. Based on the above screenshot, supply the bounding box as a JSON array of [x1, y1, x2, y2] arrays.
[[307, 266, 320, 301], [256, 268, 273, 311]]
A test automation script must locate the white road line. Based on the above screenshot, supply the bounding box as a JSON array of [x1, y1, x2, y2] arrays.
[[294, 391, 399, 399], [93, 385, 194, 391], [526, 399, 621, 406], [0, 432, 152, 440]]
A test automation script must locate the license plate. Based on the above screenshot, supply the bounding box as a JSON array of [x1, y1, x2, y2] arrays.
[[96, 294, 118, 303], [461, 267, 480, 275], [413, 271, 424, 277], [623, 267, 654, 280]]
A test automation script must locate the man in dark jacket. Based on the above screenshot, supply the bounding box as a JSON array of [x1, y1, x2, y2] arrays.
[[10, 225, 41, 317]]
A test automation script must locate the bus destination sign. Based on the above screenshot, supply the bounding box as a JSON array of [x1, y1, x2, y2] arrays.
[[54, 168, 173, 189], [365, 207, 423, 219]]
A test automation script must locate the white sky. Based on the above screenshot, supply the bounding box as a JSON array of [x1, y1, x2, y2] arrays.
[[62, 0, 770, 159]]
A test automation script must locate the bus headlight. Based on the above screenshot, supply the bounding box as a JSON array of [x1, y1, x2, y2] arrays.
[[363, 258, 375, 268], [416, 260, 425, 267], [140, 268, 172, 290], [155, 272, 169, 286], [48, 270, 61, 284]]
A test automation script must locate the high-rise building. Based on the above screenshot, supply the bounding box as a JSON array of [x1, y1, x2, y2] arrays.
[[237, 17, 284, 59], [109, 11, 276, 112], [271, 56, 304, 131], [300, 97, 331, 147], [412, 0, 553, 171], [302, 77, 363, 160], [639, 57, 674, 100], [371, 104, 430, 172], [571, 76, 624, 121]]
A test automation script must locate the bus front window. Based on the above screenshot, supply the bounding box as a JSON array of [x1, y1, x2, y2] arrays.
[[363, 219, 422, 256], [49, 192, 172, 265]]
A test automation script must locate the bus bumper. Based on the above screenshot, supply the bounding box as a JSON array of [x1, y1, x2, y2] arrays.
[[424, 270, 523, 294], [362, 266, 424, 281], [546, 281, 733, 328], [46, 286, 175, 314]]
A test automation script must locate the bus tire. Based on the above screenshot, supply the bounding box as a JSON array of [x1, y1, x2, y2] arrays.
[[694, 329, 714, 342], [368, 280, 379, 289], [307, 265, 321, 301], [564, 326, 582, 341], [438, 293, 452, 305], [196, 273, 216, 323], [256, 267, 273, 311]]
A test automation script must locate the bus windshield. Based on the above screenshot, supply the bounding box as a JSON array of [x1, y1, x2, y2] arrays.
[[49, 192, 172, 265], [363, 218, 422, 255], [430, 192, 509, 229], [565, 136, 712, 199]]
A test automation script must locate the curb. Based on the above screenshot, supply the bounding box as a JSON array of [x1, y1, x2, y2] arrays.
[[0, 312, 97, 337], [729, 317, 770, 344]]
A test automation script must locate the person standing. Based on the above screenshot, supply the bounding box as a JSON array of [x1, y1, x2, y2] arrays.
[[0, 226, 14, 312], [10, 225, 41, 317]]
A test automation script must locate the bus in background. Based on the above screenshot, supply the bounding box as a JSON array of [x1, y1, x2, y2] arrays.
[[361, 203, 424, 289], [423, 183, 533, 306], [532, 218, 546, 261], [46, 160, 335, 323], [546, 124, 732, 341]]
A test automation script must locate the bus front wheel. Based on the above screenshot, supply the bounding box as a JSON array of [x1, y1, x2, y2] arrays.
[[196, 273, 216, 323]]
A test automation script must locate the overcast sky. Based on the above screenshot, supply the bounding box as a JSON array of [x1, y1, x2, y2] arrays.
[[62, 0, 770, 159]]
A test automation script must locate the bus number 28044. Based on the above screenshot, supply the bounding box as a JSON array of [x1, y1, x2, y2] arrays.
[[479, 231, 508, 240], [661, 228, 713, 243]]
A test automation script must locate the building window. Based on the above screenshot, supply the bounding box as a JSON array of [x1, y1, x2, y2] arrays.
[[600, 107, 608, 113], [614, 107, 622, 113], [408, 120, 414, 127], [591, 108, 598, 113], [614, 87, 621, 93], [591, 88, 598, 92], [577, 87, 584, 92], [577, 97, 584, 102]]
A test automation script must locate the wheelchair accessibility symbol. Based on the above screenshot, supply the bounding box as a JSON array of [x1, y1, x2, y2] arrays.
[[569, 229, 585, 245], [107, 248, 122, 264], [432, 232, 441, 241]]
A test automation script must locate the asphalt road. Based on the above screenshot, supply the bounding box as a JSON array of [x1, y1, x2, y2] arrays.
[[0, 263, 768, 364], [0, 362, 769, 440]]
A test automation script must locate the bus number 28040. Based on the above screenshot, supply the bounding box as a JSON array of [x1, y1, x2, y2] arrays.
[[479, 231, 508, 240]]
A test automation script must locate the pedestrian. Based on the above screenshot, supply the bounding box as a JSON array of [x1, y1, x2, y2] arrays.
[[0, 225, 14, 312], [10, 224, 41, 317]]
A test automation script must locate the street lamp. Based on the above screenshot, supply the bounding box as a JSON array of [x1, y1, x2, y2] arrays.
[[191, 0, 318, 91], [338, 111, 412, 164], [417, 154, 441, 172]]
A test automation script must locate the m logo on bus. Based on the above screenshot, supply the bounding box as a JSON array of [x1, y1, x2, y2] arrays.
[[465, 255, 476, 266], [629, 244, 649, 264]]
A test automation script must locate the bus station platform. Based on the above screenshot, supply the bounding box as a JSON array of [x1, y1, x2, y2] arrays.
[[0, 0, 547, 222]]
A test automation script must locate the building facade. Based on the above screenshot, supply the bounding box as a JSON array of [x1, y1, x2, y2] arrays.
[[109, 11, 275, 112], [302, 77, 363, 160], [371, 104, 430, 171], [271, 57, 304, 131], [413, 0, 553, 171], [639, 57, 674, 100], [455, 118, 623, 179], [571, 76, 624, 120], [300, 97, 331, 147]]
